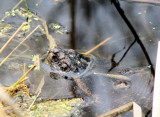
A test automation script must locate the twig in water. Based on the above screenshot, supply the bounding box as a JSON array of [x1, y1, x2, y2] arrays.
[[28, 89, 42, 111], [111, 0, 155, 76], [12, 0, 24, 10], [94, 72, 131, 81], [6, 64, 35, 96], [18, 77, 29, 84], [23, 63, 26, 85], [0, 22, 27, 54], [35, 76, 44, 94], [11, 65, 36, 88], [0, 25, 40, 66], [98, 102, 142, 117], [83, 37, 112, 55]]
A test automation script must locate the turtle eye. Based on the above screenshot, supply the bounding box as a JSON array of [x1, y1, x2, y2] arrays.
[[60, 63, 69, 71], [59, 58, 71, 72], [52, 55, 59, 62]]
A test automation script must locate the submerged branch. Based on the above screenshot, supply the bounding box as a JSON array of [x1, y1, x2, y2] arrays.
[[111, 0, 155, 76]]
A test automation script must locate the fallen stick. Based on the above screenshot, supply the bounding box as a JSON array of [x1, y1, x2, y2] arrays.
[[28, 89, 42, 111]]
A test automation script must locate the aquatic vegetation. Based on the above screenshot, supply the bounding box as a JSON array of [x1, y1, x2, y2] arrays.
[[0, 24, 13, 37], [28, 55, 40, 70], [33, 17, 39, 21], [25, 98, 83, 117], [4, 9, 24, 18], [22, 24, 31, 32], [24, 0, 29, 15], [48, 23, 69, 34]]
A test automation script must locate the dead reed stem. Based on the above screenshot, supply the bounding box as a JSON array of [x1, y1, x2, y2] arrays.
[[12, 65, 36, 88], [28, 89, 41, 111], [0, 22, 27, 54], [84, 37, 112, 55], [23, 63, 26, 85], [12, 0, 24, 10], [94, 72, 131, 81], [98, 102, 142, 117], [0, 25, 40, 66]]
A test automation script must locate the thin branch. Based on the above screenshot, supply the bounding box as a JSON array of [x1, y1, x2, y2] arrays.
[[98, 102, 133, 117], [94, 72, 131, 81], [12, 0, 24, 10], [98, 102, 142, 117], [23, 63, 26, 85], [28, 89, 42, 111], [70, 0, 76, 49], [108, 40, 136, 71], [111, 0, 155, 76]]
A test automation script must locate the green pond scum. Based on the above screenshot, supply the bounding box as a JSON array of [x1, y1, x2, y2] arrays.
[[0, 24, 14, 37], [23, 98, 83, 117], [0, 8, 64, 38]]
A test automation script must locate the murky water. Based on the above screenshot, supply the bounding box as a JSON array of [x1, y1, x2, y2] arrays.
[[0, 0, 159, 116]]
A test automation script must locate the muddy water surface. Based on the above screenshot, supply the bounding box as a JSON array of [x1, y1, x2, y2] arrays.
[[0, 0, 159, 116]]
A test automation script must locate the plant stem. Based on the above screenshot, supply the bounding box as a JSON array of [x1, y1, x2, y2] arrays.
[[24, 0, 29, 14]]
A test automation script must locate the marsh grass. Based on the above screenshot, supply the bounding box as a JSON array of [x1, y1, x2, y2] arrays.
[[0, 25, 40, 66], [0, 22, 27, 54]]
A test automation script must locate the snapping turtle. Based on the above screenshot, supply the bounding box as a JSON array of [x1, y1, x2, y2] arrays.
[[44, 48, 153, 116], [45, 48, 95, 79]]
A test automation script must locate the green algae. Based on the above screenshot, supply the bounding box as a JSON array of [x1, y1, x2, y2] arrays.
[[0, 24, 14, 37], [24, 98, 83, 117], [22, 24, 31, 32]]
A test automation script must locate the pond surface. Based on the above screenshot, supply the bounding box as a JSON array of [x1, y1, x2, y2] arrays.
[[0, 0, 159, 117]]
